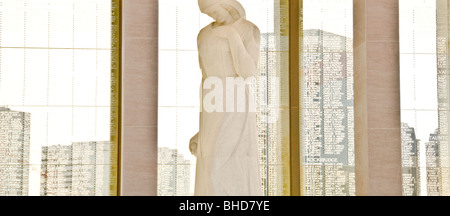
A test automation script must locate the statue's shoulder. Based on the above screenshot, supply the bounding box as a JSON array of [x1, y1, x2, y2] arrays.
[[236, 19, 259, 30], [197, 22, 214, 43], [198, 22, 213, 35], [234, 19, 260, 41], [234, 19, 260, 36]]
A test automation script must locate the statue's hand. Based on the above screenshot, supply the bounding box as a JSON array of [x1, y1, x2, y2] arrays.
[[225, 27, 241, 43], [189, 133, 199, 157]]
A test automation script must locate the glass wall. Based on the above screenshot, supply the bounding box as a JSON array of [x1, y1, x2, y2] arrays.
[[158, 0, 450, 197], [400, 0, 450, 196], [300, 0, 355, 196], [436, 0, 450, 196], [0, 0, 120, 196], [157, 0, 290, 196]]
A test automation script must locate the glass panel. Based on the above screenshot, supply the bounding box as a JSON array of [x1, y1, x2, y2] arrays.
[[399, 0, 443, 196], [300, 0, 355, 196], [157, 0, 290, 196], [0, 0, 119, 196]]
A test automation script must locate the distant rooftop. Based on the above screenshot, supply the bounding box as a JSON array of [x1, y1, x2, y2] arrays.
[[0, 106, 10, 111]]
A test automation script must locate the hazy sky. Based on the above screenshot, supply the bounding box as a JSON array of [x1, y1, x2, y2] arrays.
[[399, 0, 438, 196], [0, 0, 113, 196]]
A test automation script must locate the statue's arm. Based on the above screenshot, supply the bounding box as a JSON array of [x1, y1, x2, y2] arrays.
[[190, 49, 203, 157], [190, 34, 206, 157], [227, 25, 261, 78], [189, 132, 199, 156], [246, 25, 261, 68], [197, 30, 208, 79], [199, 54, 207, 79]]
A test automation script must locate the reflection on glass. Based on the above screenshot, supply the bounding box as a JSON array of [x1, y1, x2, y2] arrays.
[[436, 0, 450, 195], [157, 0, 290, 196], [399, 0, 441, 196], [300, 0, 355, 196], [400, 0, 450, 196], [0, 0, 119, 196]]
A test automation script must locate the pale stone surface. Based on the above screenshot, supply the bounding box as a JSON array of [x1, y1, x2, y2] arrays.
[[123, 38, 158, 127], [368, 128, 403, 196], [191, 0, 262, 196], [353, 0, 402, 196], [122, 126, 157, 195], [121, 0, 158, 196], [366, 0, 399, 42], [123, 0, 158, 39], [353, 0, 366, 49]]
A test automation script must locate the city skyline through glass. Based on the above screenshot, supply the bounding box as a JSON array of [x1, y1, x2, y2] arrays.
[[300, 0, 355, 196], [400, 0, 450, 196], [0, 0, 119, 196], [158, 0, 356, 196], [1, 0, 445, 196], [158, 0, 291, 196], [400, 0, 439, 196]]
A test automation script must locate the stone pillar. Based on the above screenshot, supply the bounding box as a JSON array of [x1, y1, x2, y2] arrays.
[[121, 0, 158, 196], [436, 0, 450, 196], [353, 0, 403, 196]]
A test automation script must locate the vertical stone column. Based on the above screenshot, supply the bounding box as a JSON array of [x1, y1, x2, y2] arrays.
[[121, 0, 158, 196], [436, 0, 450, 196], [353, 0, 403, 196]]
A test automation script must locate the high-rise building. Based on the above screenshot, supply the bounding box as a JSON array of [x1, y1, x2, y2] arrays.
[[301, 29, 355, 196], [401, 122, 421, 196], [40, 144, 72, 196], [0, 107, 30, 196], [257, 29, 355, 196], [256, 32, 289, 196], [158, 147, 191, 196], [71, 141, 111, 196], [425, 129, 441, 196], [40, 141, 111, 196]]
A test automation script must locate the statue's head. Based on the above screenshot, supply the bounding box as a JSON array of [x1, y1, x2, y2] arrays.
[[198, 0, 246, 23]]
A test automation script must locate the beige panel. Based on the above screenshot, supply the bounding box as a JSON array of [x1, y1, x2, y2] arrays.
[[353, 0, 366, 49], [123, 0, 158, 39], [367, 128, 402, 195], [366, 42, 399, 72], [123, 38, 158, 127], [121, 0, 158, 196], [365, 0, 399, 42], [353, 0, 402, 196], [122, 126, 158, 196], [366, 42, 400, 129], [353, 43, 369, 196]]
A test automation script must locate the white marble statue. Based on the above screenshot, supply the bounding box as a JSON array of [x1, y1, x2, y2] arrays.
[[189, 0, 262, 196]]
